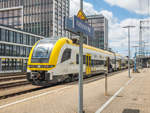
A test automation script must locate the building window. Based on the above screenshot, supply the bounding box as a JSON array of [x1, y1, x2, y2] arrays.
[[5, 45, 10, 56], [23, 47, 26, 57], [20, 34, 23, 44], [26, 35, 30, 45], [31, 36, 35, 45], [16, 33, 21, 44], [13, 32, 17, 43], [9, 31, 13, 42], [1, 29, 5, 41], [13, 45, 17, 56], [16, 46, 20, 56], [23, 34, 26, 45], [1, 44, 5, 56], [20, 46, 23, 57]]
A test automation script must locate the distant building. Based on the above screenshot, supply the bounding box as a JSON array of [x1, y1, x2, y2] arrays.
[[0, 0, 70, 37], [87, 14, 108, 50]]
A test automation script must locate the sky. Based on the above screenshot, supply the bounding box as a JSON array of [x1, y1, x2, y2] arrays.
[[70, 0, 150, 57]]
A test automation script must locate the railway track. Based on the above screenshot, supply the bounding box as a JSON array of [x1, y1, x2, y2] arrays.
[[0, 75, 26, 82], [0, 69, 127, 100], [0, 80, 30, 89], [0, 74, 29, 90], [0, 73, 25, 77]]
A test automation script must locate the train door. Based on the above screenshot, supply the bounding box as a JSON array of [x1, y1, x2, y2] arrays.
[[86, 54, 91, 75]]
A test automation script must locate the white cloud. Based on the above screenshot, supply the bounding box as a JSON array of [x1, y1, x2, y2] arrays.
[[99, 10, 113, 21], [104, 0, 150, 15]]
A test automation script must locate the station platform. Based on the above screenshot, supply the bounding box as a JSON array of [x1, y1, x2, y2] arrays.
[[0, 69, 149, 113], [100, 68, 150, 113]]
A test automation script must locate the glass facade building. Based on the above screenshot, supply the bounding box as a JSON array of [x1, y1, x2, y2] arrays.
[[87, 15, 108, 50], [0, 25, 44, 73], [0, 0, 70, 37]]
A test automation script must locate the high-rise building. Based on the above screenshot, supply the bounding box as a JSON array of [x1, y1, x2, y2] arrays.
[[0, 0, 70, 37], [87, 14, 108, 50]]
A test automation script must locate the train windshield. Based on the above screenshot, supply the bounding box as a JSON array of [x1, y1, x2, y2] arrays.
[[32, 43, 53, 58], [31, 38, 57, 63]]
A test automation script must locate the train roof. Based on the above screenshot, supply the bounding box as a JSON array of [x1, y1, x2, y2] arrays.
[[60, 37, 113, 55]]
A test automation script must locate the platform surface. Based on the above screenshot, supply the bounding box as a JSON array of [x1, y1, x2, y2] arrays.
[[0, 69, 149, 113], [101, 68, 150, 113]]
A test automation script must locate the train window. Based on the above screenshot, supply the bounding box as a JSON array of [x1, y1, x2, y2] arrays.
[[89, 56, 91, 66], [76, 55, 87, 64], [61, 48, 72, 63], [91, 59, 105, 66], [76, 54, 79, 64]]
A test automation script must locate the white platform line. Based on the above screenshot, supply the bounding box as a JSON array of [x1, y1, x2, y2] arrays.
[[0, 86, 72, 109], [95, 77, 134, 113]]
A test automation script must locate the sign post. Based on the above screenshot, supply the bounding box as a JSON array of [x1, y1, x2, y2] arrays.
[[79, 32, 83, 113], [64, 6, 94, 113], [79, 1, 84, 112]]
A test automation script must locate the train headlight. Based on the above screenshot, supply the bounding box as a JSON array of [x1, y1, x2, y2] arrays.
[[28, 65, 55, 68]]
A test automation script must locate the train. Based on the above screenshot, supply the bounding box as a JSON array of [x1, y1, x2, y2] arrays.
[[26, 37, 128, 86]]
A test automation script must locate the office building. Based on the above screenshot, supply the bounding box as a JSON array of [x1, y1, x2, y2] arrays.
[[87, 14, 108, 50], [0, 0, 70, 37]]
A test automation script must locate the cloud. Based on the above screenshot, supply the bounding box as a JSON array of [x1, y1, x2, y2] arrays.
[[70, 0, 98, 16], [104, 0, 150, 15]]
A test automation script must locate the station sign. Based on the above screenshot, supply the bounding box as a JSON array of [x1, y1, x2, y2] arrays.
[[73, 16, 94, 37], [64, 16, 94, 38]]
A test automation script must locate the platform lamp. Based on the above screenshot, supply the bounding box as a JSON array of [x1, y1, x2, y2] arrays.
[[123, 25, 136, 78]]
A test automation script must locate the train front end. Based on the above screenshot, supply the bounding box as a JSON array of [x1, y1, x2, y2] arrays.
[[26, 38, 57, 86]]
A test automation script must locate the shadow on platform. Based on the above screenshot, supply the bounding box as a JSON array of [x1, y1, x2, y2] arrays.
[[122, 109, 140, 113]]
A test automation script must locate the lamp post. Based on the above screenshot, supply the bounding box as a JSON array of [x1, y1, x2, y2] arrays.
[[123, 26, 135, 78]]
